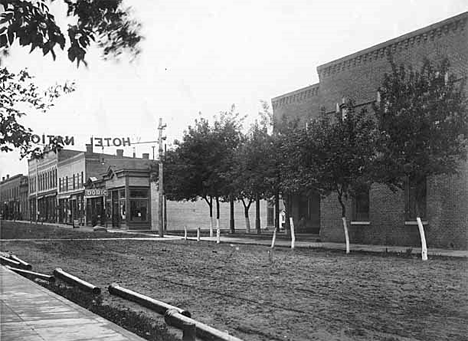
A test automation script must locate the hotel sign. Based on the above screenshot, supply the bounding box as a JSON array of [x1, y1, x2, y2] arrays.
[[91, 137, 131, 147], [31, 134, 75, 146], [85, 189, 108, 197]]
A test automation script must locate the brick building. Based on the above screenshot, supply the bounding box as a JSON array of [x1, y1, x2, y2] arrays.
[[0, 174, 28, 220], [28, 151, 58, 222], [55, 144, 154, 228], [272, 12, 468, 249]]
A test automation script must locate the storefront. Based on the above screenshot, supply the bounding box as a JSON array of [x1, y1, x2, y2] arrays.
[[84, 188, 107, 226], [37, 193, 57, 222], [58, 193, 85, 226], [97, 168, 152, 230]]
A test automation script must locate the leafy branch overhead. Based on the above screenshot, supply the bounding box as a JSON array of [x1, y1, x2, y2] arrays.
[[0, 67, 75, 157], [0, 0, 143, 66]]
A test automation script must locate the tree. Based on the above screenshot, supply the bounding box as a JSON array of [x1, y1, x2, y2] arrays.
[[0, 0, 143, 66], [0, 67, 75, 157], [232, 114, 272, 233], [282, 102, 378, 253], [374, 58, 468, 260], [163, 109, 243, 236], [207, 106, 244, 234]]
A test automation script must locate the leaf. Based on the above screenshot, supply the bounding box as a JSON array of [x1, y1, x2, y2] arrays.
[[67, 47, 76, 62], [7, 28, 14, 45], [0, 12, 13, 25]]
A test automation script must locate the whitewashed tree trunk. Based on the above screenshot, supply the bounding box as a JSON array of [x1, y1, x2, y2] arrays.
[[209, 217, 213, 237], [216, 227, 220, 244], [197, 227, 201, 242], [290, 217, 296, 249], [342, 217, 350, 254], [184, 226, 187, 240], [416, 217, 428, 261], [270, 228, 277, 248]]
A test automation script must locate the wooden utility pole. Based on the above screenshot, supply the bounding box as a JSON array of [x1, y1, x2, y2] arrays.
[[158, 118, 166, 237]]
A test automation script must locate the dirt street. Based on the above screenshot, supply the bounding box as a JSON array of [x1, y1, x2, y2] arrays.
[[1, 222, 467, 341]]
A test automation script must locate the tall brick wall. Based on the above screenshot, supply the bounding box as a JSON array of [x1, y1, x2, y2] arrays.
[[426, 160, 468, 249], [273, 12, 468, 249]]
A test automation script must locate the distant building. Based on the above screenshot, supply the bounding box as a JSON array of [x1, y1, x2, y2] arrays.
[[271, 12, 468, 249], [27, 144, 155, 228], [0, 174, 28, 220]]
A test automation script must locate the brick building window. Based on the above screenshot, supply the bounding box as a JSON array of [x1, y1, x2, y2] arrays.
[[352, 186, 370, 221], [405, 176, 426, 220], [66, 176, 69, 191]]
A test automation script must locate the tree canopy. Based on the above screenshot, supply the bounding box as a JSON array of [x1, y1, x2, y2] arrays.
[[0, 0, 143, 66], [0, 67, 75, 157], [374, 58, 468, 193]]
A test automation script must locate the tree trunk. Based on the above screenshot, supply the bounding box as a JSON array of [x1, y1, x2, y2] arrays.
[[270, 225, 277, 248], [204, 196, 214, 237], [216, 196, 220, 233], [255, 194, 261, 234], [338, 193, 350, 254], [244, 206, 251, 234], [241, 198, 252, 234], [290, 216, 296, 249], [229, 196, 235, 234], [274, 191, 280, 232]]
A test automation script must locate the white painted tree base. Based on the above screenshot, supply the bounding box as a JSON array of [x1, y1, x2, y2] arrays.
[[416, 217, 428, 261], [270, 228, 277, 248], [342, 217, 350, 254], [290, 217, 296, 249]]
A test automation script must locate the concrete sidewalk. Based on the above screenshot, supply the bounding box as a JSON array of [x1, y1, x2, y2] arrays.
[[0, 266, 146, 341]]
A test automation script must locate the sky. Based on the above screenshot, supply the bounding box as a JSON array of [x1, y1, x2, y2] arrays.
[[1, 0, 467, 179]]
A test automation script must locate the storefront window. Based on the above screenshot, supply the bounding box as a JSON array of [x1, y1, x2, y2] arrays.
[[129, 188, 148, 222], [130, 200, 148, 222]]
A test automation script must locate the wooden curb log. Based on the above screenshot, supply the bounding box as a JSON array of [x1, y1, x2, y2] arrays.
[[164, 309, 244, 341], [54, 268, 101, 294], [5, 265, 55, 282], [0, 255, 21, 268], [108, 283, 191, 317], [10, 255, 32, 270]]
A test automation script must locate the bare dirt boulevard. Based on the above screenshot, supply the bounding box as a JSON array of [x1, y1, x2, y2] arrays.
[[1, 222, 467, 341]]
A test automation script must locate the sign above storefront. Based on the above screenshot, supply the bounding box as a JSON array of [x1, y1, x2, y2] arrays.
[[31, 134, 75, 146], [91, 137, 131, 148], [85, 189, 108, 197]]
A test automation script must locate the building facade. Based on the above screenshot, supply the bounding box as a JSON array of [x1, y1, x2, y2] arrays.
[[0, 174, 28, 220], [272, 12, 468, 249], [28, 152, 58, 223]]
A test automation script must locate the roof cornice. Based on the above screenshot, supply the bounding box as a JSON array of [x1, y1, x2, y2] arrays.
[[272, 83, 320, 109], [317, 11, 468, 79]]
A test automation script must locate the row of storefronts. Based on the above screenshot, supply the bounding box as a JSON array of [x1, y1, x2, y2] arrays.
[[0, 174, 29, 220], [2, 145, 155, 229]]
